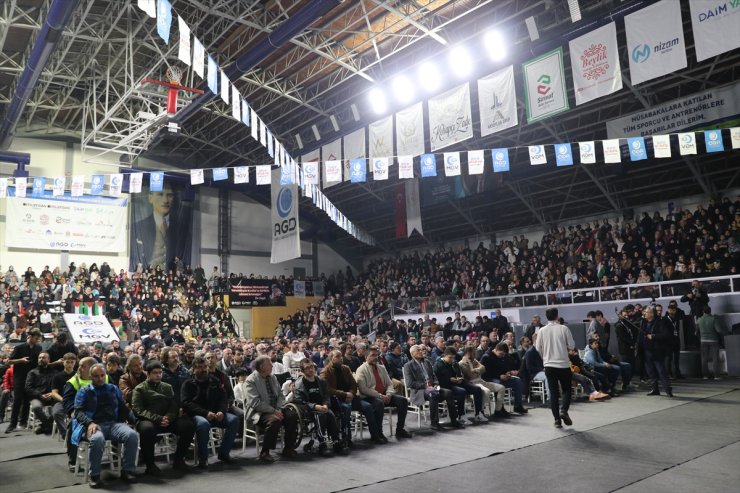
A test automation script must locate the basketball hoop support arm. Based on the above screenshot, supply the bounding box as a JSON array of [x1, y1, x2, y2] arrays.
[[140, 78, 205, 114]]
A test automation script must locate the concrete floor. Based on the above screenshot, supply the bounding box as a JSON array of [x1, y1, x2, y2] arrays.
[[1, 379, 738, 493]]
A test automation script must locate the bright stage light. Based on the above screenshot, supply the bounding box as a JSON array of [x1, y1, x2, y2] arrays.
[[368, 87, 387, 114], [392, 75, 415, 104], [418, 61, 441, 93], [448, 45, 472, 78], [483, 30, 506, 62]]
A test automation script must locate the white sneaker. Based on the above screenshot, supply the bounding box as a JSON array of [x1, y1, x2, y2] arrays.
[[473, 414, 487, 423], [459, 416, 472, 425]]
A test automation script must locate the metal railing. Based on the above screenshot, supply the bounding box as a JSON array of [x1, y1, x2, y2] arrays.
[[390, 275, 740, 315]]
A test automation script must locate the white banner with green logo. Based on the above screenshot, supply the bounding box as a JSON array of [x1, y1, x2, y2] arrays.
[[522, 47, 569, 123]]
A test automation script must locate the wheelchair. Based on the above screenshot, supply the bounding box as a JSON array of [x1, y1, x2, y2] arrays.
[[283, 402, 335, 453]]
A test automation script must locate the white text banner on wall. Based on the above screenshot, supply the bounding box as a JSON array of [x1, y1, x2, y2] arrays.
[[270, 169, 301, 264], [5, 192, 128, 252]]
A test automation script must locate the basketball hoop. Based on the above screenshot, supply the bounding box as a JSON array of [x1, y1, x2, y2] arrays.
[[140, 66, 204, 115]]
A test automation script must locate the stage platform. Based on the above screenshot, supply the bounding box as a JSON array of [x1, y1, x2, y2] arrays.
[[1, 379, 738, 493]]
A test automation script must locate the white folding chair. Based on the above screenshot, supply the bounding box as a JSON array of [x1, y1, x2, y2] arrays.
[[75, 440, 122, 477]]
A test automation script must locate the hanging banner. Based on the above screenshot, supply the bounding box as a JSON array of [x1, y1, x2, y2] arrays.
[[156, 0, 172, 44], [91, 175, 104, 195], [492, 149, 510, 172], [213, 168, 228, 181], [369, 116, 393, 158], [32, 177, 46, 196], [259, 120, 267, 147], [256, 165, 271, 185], [420, 154, 437, 177], [731, 128, 740, 149], [704, 129, 724, 152], [478, 65, 518, 137], [523, 47, 569, 123], [373, 157, 389, 180], [579, 142, 596, 164], [177, 16, 191, 66], [398, 155, 414, 179], [129, 173, 143, 193], [555, 143, 573, 166], [528, 145, 547, 165], [231, 86, 240, 120], [280, 162, 293, 185], [149, 171, 164, 191], [343, 127, 365, 182], [627, 137, 648, 161], [405, 178, 423, 237], [220, 70, 230, 104], [625, 0, 687, 86], [606, 82, 740, 138], [569, 22, 622, 106], [190, 169, 204, 185], [428, 83, 473, 151], [138, 0, 156, 17], [303, 162, 319, 185], [689, 0, 740, 62], [294, 280, 306, 298], [250, 109, 258, 140], [0, 178, 6, 198], [228, 277, 286, 306], [603, 139, 622, 163], [271, 168, 300, 264], [325, 160, 342, 183], [349, 159, 366, 183], [109, 174, 123, 195], [678, 132, 698, 155], [207, 56, 218, 94], [234, 166, 249, 184], [241, 99, 250, 126], [52, 177, 65, 196], [395, 102, 425, 156], [15, 176, 27, 197], [444, 152, 461, 176], [6, 193, 128, 252], [652, 135, 672, 158], [193, 37, 205, 79], [468, 150, 484, 175], [321, 138, 342, 188], [64, 314, 119, 343]]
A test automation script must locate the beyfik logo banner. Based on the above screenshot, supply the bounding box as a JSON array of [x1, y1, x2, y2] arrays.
[[478, 65, 518, 137], [428, 83, 473, 151], [569, 22, 622, 105], [271, 168, 300, 264], [522, 47, 569, 123]]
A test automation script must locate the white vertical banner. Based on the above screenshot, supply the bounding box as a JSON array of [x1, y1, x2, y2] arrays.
[[190, 169, 204, 185], [478, 65, 518, 136], [271, 168, 300, 264], [52, 176, 65, 196], [0, 178, 7, 198], [220, 70, 229, 103], [177, 16, 191, 66], [522, 47, 569, 123], [428, 83, 473, 151], [368, 116, 393, 158], [602, 139, 622, 163], [256, 165, 271, 185], [109, 174, 122, 196], [15, 177, 27, 197], [395, 102, 425, 156], [193, 37, 204, 78], [731, 128, 740, 149], [138, 0, 156, 17], [234, 166, 249, 184], [625, 0, 687, 86], [325, 160, 342, 183], [467, 150, 484, 175], [569, 22, 622, 105], [321, 138, 342, 188], [343, 128, 365, 182], [303, 162, 319, 185], [250, 109, 258, 140], [579, 141, 596, 164], [129, 173, 143, 193], [372, 157, 389, 180], [689, 0, 740, 62], [398, 155, 414, 179], [652, 135, 672, 158], [443, 152, 461, 176], [259, 120, 267, 147], [71, 175, 84, 197], [528, 145, 547, 165], [405, 178, 423, 237], [678, 133, 698, 155], [231, 85, 240, 120]]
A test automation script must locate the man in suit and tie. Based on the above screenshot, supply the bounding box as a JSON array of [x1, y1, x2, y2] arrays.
[[244, 355, 299, 462], [403, 345, 462, 431], [131, 183, 176, 269]]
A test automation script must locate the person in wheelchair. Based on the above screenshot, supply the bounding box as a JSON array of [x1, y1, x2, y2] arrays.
[[293, 359, 348, 457]]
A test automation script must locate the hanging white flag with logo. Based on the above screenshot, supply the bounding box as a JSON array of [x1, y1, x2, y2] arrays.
[[602, 139, 622, 163], [523, 47, 569, 123], [190, 169, 204, 185], [138, 0, 156, 17], [689, 0, 740, 62], [71, 175, 84, 197], [231, 85, 240, 120], [220, 70, 229, 104], [406, 178, 423, 237], [625, 0, 687, 85], [234, 166, 249, 184], [678, 133, 698, 155], [0, 178, 7, 198], [467, 150, 484, 175], [373, 157, 389, 180], [193, 37, 204, 78], [303, 162, 319, 185], [398, 155, 414, 179], [369, 116, 393, 158], [129, 173, 143, 193], [177, 16, 191, 66], [528, 145, 547, 165], [250, 109, 258, 140], [52, 176, 65, 196], [478, 65, 518, 136], [343, 128, 365, 182], [569, 22, 622, 105], [325, 160, 342, 184], [395, 102, 425, 156], [271, 168, 300, 264], [444, 152, 461, 176], [321, 138, 341, 188], [109, 174, 122, 196], [731, 128, 740, 149], [259, 120, 267, 147], [652, 135, 672, 158], [579, 142, 596, 164], [14, 177, 27, 197], [428, 83, 473, 151], [256, 165, 271, 185]]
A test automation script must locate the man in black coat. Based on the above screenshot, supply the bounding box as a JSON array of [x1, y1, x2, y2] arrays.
[[5, 328, 43, 433], [639, 307, 673, 397]]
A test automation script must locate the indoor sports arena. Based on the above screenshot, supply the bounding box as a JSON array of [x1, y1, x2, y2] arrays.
[[0, 1, 738, 492]]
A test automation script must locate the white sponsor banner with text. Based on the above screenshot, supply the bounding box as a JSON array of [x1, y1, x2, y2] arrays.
[[523, 48, 569, 123], [270, 168, 300, 264], [478, 65, 518, 137], [689, 0, 740, 62], [395, 102, 425, 157], [569, 22, 622, 105], [428, 83, 473, 151], [64, 314, 120, 343]]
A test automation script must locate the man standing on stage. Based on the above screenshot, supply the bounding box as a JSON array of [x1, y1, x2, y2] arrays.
[[535, 308, 576, 429]]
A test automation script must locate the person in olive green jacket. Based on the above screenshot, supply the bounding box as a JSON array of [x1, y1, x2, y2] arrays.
[[696, 306, 725, 380], [132, 360, 195, 475]]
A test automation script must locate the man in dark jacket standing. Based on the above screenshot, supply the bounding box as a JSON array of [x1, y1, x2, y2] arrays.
[[5, 328, 42, 433], [181, 356, 238, 468], [639, 307, 673, 397]]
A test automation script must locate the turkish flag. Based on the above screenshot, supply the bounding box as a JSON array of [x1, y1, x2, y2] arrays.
[[395, 183, 407, 239]]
